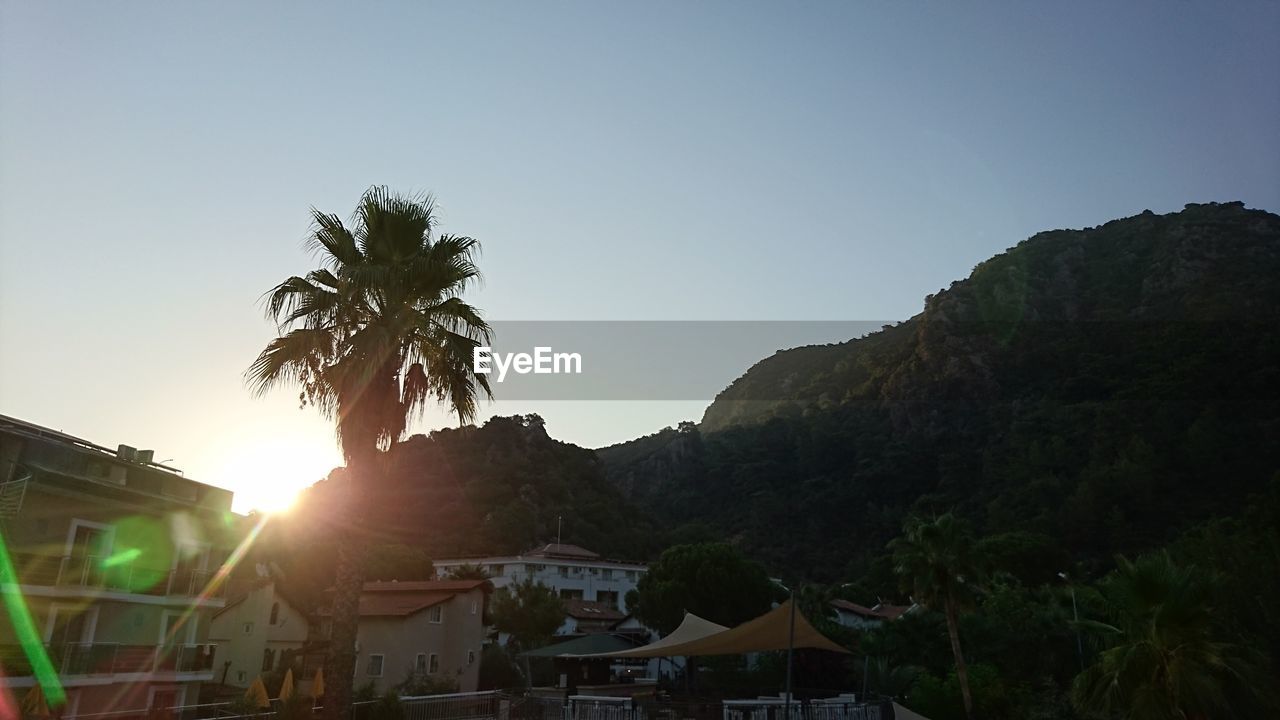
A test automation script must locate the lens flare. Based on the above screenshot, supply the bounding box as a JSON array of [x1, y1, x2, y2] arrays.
[[0, 533, 66, 707]]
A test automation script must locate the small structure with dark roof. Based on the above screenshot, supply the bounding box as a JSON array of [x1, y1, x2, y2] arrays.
[[830, 599, 916, 629]]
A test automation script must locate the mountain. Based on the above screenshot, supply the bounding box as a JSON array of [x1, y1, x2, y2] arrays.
[[600, 201, 1280, 582]]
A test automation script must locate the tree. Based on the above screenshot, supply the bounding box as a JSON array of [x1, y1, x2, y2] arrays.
[[445, 563, 492, 580], [247, 187, 491, 719], [630, 543, 778, 635], [365, 544, 434, 581], [890, 513, 984, 720], [1072, 552, 1278, 719], [490, 578, 566, 652]]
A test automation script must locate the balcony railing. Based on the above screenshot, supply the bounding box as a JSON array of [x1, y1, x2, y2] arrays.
[[0, 643, 217, 678], [6, 553, 225, 599]]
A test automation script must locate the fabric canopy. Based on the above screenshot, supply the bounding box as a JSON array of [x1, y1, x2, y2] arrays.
[[572, 612, 729, 659], [521, 633, 641, 658], [576, 601, 849, 657]]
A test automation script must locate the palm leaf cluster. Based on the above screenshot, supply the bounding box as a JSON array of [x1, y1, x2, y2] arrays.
[[1072, 552, 1277, 719], [247, 187, 492, 461]]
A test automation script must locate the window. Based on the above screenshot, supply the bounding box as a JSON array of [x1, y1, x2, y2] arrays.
[[269, 602, 280, 625], [559, 589, 583, 601], [243, 622, 254, 635], [429, 605, 443, 623], [262, 648, 275, 672], [415, 653, 427, 674], [467, 650, 476, 665], [597, 591, 619, 609], [367, 654, 384, 677], [601, 569, 613, 580], [428, 653, 440, 673], [237, 671, 247, 683], [491, 564, 504, 576], [558, 566, 569, 578], [625, 571, 637, 581]]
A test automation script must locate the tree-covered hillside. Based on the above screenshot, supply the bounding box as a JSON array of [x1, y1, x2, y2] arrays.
[[256, 414, 662, 609], [601, 201, 1280, 582]]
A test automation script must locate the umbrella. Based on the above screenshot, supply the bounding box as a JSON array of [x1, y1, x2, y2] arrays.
[[279, 668, 295, 700], [312, 668, 324, 699], [22, 685, 50, 717], [245, 676, 270, 708]]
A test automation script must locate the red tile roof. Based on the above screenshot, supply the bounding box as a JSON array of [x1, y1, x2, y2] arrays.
[[321, 579, 490, 617], [524, 543, 601, 560]]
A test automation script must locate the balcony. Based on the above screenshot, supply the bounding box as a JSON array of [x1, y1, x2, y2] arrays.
[[0, 642, 217, 678], [6, 553, 225, 600]]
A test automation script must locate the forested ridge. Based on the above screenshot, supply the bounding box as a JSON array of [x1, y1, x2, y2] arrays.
[[601, 201, 1280, 582]]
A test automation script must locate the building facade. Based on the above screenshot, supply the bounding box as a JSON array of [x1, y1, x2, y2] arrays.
[[318, 580, 491, 695], [433, 543, 646, 614], [209, 579, 310, 688], [0, 415, 236, 716]]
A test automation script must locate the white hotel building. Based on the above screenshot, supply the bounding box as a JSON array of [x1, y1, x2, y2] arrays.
[[433, 543, 646, 615]]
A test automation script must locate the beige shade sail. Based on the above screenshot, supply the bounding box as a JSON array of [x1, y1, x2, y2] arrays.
[[574, 612, 729, 658], [577, 601, 849, 657]]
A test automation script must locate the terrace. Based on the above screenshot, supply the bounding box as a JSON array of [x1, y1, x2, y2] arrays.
[[6, 551, 226, 600]]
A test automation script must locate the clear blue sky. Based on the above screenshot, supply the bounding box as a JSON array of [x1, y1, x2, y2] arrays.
[[2, 1, 1277, 512]]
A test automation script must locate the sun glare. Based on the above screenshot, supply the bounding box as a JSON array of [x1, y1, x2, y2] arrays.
[[209, 430, 340, 515]]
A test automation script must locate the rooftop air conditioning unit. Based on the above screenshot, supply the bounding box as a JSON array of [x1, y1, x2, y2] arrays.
[[117, 445, 137, 461], [136, 449, 155, 464]]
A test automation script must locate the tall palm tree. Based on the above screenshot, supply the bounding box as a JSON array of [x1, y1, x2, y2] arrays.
[[890, 513, 982, 720], [246, 186, 492, 719], [1072, 552, 1277, 720]]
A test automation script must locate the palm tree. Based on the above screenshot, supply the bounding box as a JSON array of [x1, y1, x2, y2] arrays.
[[889, 513, 982, 720], [246, 186, 492, 719], [1072, 552, 1278, 719]]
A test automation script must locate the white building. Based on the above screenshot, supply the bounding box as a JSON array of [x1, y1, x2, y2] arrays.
[[209, 578, 310, 688], [433, 543, 646, 614]]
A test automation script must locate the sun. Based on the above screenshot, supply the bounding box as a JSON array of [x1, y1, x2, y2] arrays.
[[209, 430, 341, 515]]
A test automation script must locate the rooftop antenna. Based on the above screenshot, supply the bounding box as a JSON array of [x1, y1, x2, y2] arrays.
[[557, 516, 562, 547]]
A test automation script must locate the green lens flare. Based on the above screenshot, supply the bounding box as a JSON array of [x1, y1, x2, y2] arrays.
[[110, 515, 173, 592], [0, 532, 67, 707], [100, 547, 143, 568]]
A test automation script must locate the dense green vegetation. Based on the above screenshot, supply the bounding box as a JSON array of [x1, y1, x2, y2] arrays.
[[596, 202, 1280, 717], [246, 413, 659, 610], [629, 543, 780, 635], [602, 202, 1280, 583]]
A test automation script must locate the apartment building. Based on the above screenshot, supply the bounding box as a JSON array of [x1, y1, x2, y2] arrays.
[[316, 580, 491, 694], [0, 415, 236, 716], [433, 543, 646, 613]]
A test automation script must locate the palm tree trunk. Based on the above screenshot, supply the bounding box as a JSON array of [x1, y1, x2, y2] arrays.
[[945, 594, 973, 720], [321, 537, 365, 719], [321, 470, 371, 720]]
